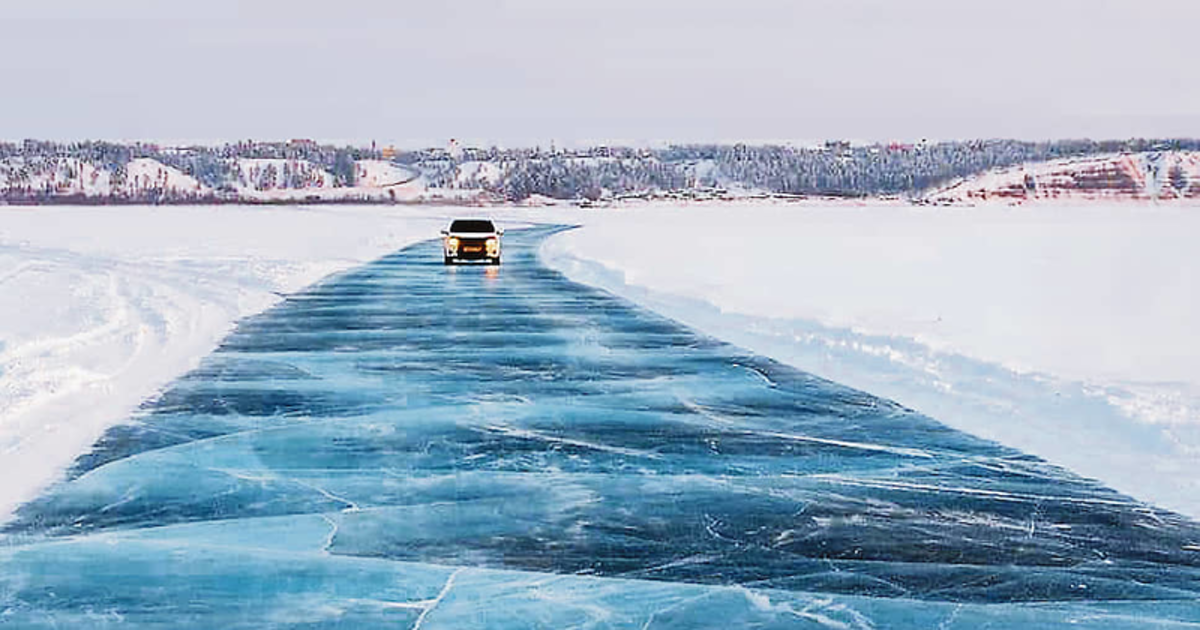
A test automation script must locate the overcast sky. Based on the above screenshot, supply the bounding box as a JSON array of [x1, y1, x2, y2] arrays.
[[2, 0, 1196, 147]]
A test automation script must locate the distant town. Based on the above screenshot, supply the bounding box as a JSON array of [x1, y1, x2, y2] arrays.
[[2, 138, 1198, 206]]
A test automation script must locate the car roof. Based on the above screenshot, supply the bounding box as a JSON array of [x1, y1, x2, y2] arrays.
[[448, 219, 497, 232]]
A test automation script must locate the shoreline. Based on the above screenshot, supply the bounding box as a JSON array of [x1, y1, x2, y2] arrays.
[[5, 194, 1199, 208]]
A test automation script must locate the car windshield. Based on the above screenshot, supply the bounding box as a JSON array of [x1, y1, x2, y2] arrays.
[[449, 220, 495, 233]]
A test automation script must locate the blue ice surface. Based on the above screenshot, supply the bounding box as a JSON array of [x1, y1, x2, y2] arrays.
[[545, 242, 1200, 522], [2, 227, 1199, 629]]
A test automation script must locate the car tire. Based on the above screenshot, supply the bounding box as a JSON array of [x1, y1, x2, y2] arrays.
[[490, 257, 501, 265], [444, 256, 454, 265]]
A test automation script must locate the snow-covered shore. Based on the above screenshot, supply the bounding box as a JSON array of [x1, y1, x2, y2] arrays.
[[540, 201, 1200, 519]]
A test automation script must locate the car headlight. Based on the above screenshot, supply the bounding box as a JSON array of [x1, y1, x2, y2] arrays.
[[447, 237, 459, 251], [486, 237, 499, 254]]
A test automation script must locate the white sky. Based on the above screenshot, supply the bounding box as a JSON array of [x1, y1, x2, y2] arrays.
[[2, 0, 1197, 147]]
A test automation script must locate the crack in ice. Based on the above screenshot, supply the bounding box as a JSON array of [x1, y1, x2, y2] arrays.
[[290, 478, 361, 513], [318, 513, 339, 553], [678, 398, 935, 459], [411, 567, 465, 630]]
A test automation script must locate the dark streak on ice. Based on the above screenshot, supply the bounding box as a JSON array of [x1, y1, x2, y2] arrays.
[[3, 227, 1200, 628]]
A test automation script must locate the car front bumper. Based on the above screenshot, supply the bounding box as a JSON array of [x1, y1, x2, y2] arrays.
[[446, 237, 500, 261]]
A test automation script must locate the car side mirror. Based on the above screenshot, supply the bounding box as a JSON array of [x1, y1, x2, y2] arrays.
[[439, 229, 449, 237], [497, 228, 505, 235]]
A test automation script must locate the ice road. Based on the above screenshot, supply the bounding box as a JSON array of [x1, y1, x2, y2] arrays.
[[2, 227, 1199, 628]]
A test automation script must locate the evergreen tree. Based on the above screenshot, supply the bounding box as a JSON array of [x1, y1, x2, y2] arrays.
[[1169, 165, 1189, 193]]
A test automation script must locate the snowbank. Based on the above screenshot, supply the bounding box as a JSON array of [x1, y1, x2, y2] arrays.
[[541, 201, 1200, 518], [0, 205, 469, 522]]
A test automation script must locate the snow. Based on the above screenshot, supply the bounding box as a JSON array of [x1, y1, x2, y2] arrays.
[[453, 161, 503, 188], [516, 193, 565, 207], [0, 205, 466, 522], [539, 201, 1200, 518], [355, 160, 419, 188], [124, 158, 207, 194]]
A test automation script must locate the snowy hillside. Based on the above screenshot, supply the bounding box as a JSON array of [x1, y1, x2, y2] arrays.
[[453, 160, 503, 188], [355, 160, 418, 188], [233, 158, 334, 192], [926, 151, 1200, 204], [0, 157, 210, 198], [0, 157, 112, 196], [0, 155, 438, 203], [8, 140, 1200, 204], [125, 158, 208, 195]]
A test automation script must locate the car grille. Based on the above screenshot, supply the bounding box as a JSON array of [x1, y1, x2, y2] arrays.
[[454, 238, 491, 259], [459, 238, 486, 253]]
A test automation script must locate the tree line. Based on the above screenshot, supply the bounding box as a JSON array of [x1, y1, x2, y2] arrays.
[[4, 138, 1199, 203]]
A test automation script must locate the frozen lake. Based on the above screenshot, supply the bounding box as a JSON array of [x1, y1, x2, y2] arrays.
[[3, 228, 1199, 628]]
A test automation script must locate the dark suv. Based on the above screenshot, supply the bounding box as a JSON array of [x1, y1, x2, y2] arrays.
[[441, 219, 503, 265]]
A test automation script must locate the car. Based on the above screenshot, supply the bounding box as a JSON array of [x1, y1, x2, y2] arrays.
[[441, 219, 503, 265]]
